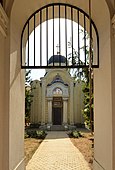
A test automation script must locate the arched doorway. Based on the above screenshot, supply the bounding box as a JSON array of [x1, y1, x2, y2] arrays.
[[21, 3, 99, 138]]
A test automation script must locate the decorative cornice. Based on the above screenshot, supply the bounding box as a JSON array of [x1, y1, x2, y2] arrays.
[[112, 14, 115, 38], [47, 74, 68, 87], [0, 4, 8, 37]]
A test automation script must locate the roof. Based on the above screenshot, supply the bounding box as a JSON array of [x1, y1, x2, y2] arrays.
[[48, 54, 66, 64], [47, 74, 68, 86]]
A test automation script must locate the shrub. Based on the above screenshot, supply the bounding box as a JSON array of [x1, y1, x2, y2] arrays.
[[30, 123, 40, 128], [25, 131, 29, 138], [36, 130, 47, 139], [25, 130, 47, 139], [69, 130, 83, 138]]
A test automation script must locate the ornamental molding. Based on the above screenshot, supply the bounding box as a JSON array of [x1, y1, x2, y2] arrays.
[[112, 14, 115, 38], [0, 4, 8, 37], [46, 83, 69, 98]]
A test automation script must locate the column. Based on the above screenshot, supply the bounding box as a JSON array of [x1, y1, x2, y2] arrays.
[[47, 98, 52, 124], [63, 98, 68, 124], [70, 82, 74, 124], [112, 15, 115, 170], [0, 9, 9, 169], [41, 80, 46, 124]]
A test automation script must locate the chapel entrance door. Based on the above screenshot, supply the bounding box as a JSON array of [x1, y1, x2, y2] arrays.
[[52, 97, 63, 125]]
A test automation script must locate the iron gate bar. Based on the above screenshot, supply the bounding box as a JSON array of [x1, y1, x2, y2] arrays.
[[40, 10, 42, 66], [53, 5, 54, 66], [71, 7, 74, 65], [34, 14, 35, 66], [59, 4, 61, 66], [28, 21, 29, 66], [77, 10, 80, 65], [46, 7, 48, 66], [91, 24, 93, 64], [65, 5, 68, 66], [21, 65, 98, 69], [84, 14, 86, 65], [21, 3, 99, 69]]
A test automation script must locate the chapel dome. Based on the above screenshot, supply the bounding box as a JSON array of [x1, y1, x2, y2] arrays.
[[48, 54, 66, 65]]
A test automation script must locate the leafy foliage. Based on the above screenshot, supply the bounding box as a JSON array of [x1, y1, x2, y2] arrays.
[[69, 130, 83, 138], [25, 70, 33, 124], [68, 30, 93, 129], [81, 70, 93, 129], [25, 130, 47, 139], [30, 123, 41, 128]]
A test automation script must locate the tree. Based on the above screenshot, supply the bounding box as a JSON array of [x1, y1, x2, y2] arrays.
[[68, 31, 94, 129], [25, 70, 33, 125]]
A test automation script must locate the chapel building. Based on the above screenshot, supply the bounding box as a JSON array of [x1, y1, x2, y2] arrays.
[[30, 54, 84, 129]]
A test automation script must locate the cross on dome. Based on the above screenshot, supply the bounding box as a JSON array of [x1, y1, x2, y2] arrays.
[[56, 44, 60, 55]]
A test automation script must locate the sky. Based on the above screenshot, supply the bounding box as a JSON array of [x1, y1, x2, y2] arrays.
[[26, 18, 89, 80]]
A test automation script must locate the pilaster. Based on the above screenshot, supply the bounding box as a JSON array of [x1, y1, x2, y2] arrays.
[[47, 98, 53, 124], [70, 82, 74, 124], [111, 13, 115, 170], [41, 80, 46, 124], [63, 98, 68, 124]]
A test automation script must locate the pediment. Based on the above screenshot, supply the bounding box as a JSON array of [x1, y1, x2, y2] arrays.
[[46, 80, 69, 98]]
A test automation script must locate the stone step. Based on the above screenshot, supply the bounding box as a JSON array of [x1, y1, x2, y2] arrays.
[[50, 125, 65, 131]]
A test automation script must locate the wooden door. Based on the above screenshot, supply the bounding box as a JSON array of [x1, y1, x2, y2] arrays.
[[52, 97, 63, 125]]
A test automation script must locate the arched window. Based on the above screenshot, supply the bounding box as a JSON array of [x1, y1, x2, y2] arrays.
[[53, 88, 63, 95]]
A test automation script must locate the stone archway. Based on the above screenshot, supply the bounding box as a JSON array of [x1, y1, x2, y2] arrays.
[[0, 0, 115, 170], [10, 1, 114, 170]]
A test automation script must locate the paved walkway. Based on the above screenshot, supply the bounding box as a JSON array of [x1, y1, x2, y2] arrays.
[[26, 131, 90, 170]]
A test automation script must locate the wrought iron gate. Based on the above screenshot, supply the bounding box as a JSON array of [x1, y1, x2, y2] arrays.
[[21, 3, 99, 69]]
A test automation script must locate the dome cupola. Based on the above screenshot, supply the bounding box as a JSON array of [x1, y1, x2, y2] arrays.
[[48, 54, 66, 65]]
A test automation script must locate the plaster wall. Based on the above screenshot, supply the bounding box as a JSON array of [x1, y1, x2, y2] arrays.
[[31, 80, 42, 123], [0, 31, 5, 170], [93, 2, 112, 169], [74, 82, 84, 124], [9, 13, 25, 170]]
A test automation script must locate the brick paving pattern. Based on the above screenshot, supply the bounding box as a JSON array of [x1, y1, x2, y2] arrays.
[[26, 131, 90, 170]]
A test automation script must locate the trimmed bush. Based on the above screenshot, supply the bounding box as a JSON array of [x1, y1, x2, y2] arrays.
[[25, 130, 47, 139], [69, 130, 83, 138]]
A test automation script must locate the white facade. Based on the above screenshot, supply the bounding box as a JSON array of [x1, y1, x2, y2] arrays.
[[30, 67, 84, 126]]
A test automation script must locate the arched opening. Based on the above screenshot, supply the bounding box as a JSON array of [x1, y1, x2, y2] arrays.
[[6, 0, 114, 170], [22, 3, 99, 136], [21, 3, 99, 69]]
